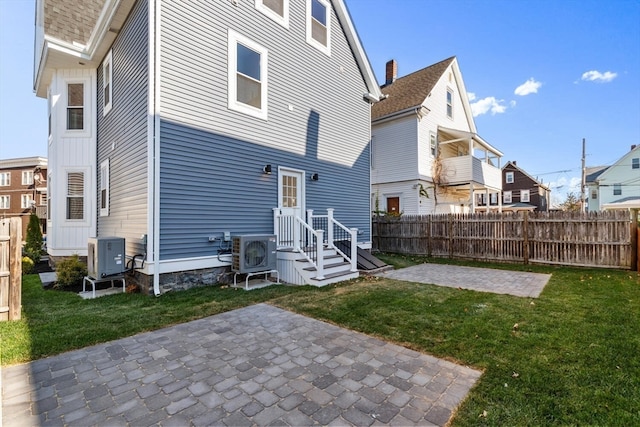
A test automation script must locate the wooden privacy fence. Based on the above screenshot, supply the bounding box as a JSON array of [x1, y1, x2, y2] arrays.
[[373, 210, 638, 270], [0, 217, 22, 321]]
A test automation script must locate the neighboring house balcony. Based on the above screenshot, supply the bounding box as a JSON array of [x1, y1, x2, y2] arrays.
[[436, 127, 503, 211]]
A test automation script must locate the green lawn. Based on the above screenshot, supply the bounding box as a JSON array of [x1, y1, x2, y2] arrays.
[[1, 256, 639, 425]]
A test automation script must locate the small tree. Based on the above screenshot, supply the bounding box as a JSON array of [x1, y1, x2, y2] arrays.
[[24, 213, 43, 263], [558, 192, 583, 212]]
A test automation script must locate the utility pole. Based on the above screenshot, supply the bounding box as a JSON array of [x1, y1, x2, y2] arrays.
[[581, 138, 586, 213]]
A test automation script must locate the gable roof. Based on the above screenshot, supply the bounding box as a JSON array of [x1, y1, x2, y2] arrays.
[[372, 56, 455, 121], [585, 166, 609, 184], [596, 145, 640, 182], [503, 161, 550, 190], [42, 0, 105, 45]]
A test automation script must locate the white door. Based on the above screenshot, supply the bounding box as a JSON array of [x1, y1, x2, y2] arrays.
[[277, 168, 305, 247]]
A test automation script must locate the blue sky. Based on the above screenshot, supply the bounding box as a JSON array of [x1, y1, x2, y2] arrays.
[[1, 0, 639, 205]]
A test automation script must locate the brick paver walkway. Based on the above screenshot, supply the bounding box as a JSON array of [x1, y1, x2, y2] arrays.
[[376, 263, 551, 297], [2, 304, 481, 426]]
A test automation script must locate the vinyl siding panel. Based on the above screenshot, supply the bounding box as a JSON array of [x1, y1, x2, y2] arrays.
[[371, 116, 418, 184], [158, 0, 372, 259], [96, 0, 149, 257]]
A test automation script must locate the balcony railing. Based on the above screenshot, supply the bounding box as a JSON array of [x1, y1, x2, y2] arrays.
[[440, 155, 502, 188]]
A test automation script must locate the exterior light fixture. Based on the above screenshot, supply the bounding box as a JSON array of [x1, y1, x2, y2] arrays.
[[263, 164, 272, 174], [310, 173, 319, 181]]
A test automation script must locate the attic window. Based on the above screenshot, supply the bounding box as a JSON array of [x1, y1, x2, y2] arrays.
[[306, 0, 331, 55], [505, 171, 514, 184], [256, 0, 289, 27], [446, 88, 453, 119]]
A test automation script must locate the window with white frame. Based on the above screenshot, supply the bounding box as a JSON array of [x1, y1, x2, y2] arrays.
[[228, 30, 268, 120], [67, 83, 84, 130], [100, 159, 110, 216], [503, 191, 512, 204], [505, 171, 514, 184], [430, 132, 437, 157], [613, 183, 622, 196], [22, 170, 34, 185], [256, 0, 289, 27], [0, 172, 9, 186], [446, 88, 453, 119], [521, 189, 530, 203], [0, 195, 9, 209], [490, 192, 498, 205], [306, 0, 331, 55], [21, 194, 33, 209], [66, 172, 84, 220], [591, 189, 597, 200], [103, 50, 113, 115], [633, 158, 639, 169]]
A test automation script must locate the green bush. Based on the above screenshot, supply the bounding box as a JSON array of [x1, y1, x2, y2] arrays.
[[24, 213, 43, 263], [22, 256, 34, 275], [54, 255, 87, 289]]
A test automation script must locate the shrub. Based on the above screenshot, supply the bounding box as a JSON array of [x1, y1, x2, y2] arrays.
[[54, 255, 87, 289], [24, 213, 43, 263], [22, 256, 34, 275]]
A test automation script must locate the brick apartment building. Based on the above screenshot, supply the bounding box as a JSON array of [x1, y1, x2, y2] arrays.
[[0, 157, 48, 242]]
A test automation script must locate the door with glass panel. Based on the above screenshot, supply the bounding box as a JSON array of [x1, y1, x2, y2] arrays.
[[277, 168, 305, 248]]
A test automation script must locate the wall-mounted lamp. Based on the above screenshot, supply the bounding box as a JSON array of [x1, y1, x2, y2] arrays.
[[310, 173, 319, 181], [263, 164, 272, 174]]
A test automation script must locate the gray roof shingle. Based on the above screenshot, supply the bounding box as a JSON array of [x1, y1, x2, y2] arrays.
[[372, 56, 455, 121], [44, 0, 105, 45]]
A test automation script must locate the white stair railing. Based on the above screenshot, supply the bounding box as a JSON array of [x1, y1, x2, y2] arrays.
[[307, 209, 358, 273]]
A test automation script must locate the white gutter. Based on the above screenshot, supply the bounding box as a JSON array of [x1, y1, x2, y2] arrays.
[[152, 0, 161, 297]]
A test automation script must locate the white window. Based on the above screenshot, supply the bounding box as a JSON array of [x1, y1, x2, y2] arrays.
[[306, 0, 331, 55], [591, 190, 597, 200], [102, 50, 113, 115], [256, 0, 289, 27], [228, 30, 268, 120], [21, 194, 33, 209], [446, 88, 453, 119], [430, 132, 437, 157], [521, 189, 530, 203], [490, 192, 498, 205], [0, 195, 9, 209], [633, 158, 639, 169], [0, 172, 9, 186], [100, 159, 110, 216], [505, 171, 514, 184], [67, 83, 84, 130], [66, 172, 84, 220], [503, 191, 512, 204], [22, 170, 34, 185], [613, 183, 622, 196]]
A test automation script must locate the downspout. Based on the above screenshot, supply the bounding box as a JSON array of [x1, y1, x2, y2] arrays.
[[150, 0, 161, 296]]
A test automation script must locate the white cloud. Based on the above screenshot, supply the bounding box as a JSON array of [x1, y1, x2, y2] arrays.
[[470, 96, 507, 117], [581, 70, 617, 83], [514, 78, 542, 96], [468, 92, 476, 101]]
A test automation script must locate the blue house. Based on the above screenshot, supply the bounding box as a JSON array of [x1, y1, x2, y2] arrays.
[[34, 0, 383, 293]]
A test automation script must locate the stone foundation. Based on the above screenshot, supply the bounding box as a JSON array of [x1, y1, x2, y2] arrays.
[[130, 265, 235, 295]]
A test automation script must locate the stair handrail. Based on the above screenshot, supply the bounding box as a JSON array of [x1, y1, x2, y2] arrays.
[[328, 213, 358, 272], [294, 216, 324, 279]]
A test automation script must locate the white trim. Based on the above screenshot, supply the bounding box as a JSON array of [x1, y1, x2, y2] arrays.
[[503, 190, 512, 204], [102, 50, 113, 115], [306, 0, 331, 56], [255, 0, 289, 28], [63, 77, 91, 137], [521, 189, 530, 203], [446, 87, 454, 119], [22, 170, 34, 185], [227, 29, 268, 120], [21, 194, 34, 209], [505, 171, 514, 184], [278, 166, 306, 213], [100, 158, 109, 216], [65, 168, 89, 223]]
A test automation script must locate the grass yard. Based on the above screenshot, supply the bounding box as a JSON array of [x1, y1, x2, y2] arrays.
[[1, 255, 639, 425]]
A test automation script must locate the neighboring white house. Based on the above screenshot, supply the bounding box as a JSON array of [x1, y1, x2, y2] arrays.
[[587, 145, 640, 211], [371, 57, 503, 215]]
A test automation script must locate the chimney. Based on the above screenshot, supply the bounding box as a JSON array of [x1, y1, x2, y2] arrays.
[[512, 160, 517, 165], [632, 144, 637, 151], [385, 59, 397, 85]]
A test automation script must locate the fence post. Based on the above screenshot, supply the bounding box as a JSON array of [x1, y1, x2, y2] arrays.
[[9, 217, 22, 321], [448, 214, 453, 258], [427, 215, 432, 257], [523, 211, 529, 265], [631, 209, 638, 271]]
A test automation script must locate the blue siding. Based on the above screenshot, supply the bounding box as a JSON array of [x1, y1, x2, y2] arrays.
[[96, 0, 149, 256]]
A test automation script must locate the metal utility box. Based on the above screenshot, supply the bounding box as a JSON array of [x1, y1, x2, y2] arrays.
[[87, 237, 125, 279]]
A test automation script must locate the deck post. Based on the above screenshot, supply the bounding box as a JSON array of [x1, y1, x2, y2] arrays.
[[350, 228, 358, 272], [327, 208, 334, 247], [316, 230, 325, 280]]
